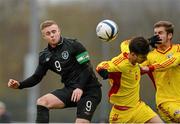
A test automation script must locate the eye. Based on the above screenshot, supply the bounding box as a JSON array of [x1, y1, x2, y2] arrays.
[[52, 30, 57, 34], [46, 32, 50, 36]]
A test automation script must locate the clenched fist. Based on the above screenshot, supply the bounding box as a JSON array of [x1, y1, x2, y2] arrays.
[[8, 79, 20, 89]]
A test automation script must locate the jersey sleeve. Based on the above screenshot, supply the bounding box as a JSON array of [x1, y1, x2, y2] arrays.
[[97, 55, 124, 72], [120, 39, 130, 53], [149, 52, 180, 71], [70, 40, 92, 89], [18, 53, 48, 89], [72, 40, 90, 64]]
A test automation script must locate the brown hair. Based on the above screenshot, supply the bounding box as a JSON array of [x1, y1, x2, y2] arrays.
[[154, 21, 174, 34], [40, 20, 58, 31], [129, 37, 150, 55]]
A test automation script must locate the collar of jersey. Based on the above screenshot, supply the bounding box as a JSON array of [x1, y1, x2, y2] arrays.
[[156, 44, 172, 54]]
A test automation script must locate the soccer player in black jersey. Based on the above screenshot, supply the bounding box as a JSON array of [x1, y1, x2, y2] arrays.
[[8, 20, 102, 123]]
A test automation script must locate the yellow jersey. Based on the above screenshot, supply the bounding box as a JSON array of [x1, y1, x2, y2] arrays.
[[120, 39, 130, 53], [141, 44, 180, 106], [149, 52, 180, 71], [97, 53, 141, 107]]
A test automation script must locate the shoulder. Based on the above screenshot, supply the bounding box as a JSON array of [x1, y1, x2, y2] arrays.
[[120, 39, 130, 53], [64, 37, 86, 52], [173, 43, 180, 52], [64, 37, 80, 45], [111, 53, 128, 66], [147, 48, 157, 58], [39, 47, 48, 56], [39, 47, 52, 64]]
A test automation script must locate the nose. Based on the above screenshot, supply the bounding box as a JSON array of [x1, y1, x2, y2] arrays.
[[50, 33, 54, 38]]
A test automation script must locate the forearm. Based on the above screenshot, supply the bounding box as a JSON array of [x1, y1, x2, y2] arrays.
[[72, 67, 92, 89], [18, 74, 43, 89], [150, 56, 179, 71]]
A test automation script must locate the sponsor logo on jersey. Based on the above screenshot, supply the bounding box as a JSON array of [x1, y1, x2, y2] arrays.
[[62, 51, 69, 60], [167, 53, 173, 58], [46, 57, 50, 62], [174, 110, 180, 116]]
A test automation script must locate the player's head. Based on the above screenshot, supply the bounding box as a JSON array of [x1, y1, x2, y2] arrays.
[[40, 20, 61, 47], [129, 37, 150, 64], [154, 21, 174, 45]]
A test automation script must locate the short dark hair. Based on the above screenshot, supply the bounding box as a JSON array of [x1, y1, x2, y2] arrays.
[[154, 21, 174, 34], [129, 37, 150, 55]]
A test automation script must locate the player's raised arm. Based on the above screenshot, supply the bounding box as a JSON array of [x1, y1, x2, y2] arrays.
[[141, 52, 180, 72]]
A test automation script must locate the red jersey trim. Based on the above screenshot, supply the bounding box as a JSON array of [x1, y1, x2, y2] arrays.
[[147, 71, 156, 90], [108, 72, 122, 97], [156, 45, 172, 54]]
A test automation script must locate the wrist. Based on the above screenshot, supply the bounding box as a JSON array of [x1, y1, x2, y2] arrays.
[[148, 65, 155, 71]]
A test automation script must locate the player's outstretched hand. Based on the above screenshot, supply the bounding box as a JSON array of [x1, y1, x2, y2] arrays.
[[148, 35, 162, 48], [71, 88, 83, 102], [8, 79, 20, 89]]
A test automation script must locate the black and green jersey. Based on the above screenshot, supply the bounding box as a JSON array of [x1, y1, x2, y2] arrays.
[[19, 37, 101, 89]]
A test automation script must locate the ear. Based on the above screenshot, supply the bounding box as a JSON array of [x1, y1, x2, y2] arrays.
[[131, 52, 136, 57], [41, 32, 46, 39], [168, 33, 173, 40], [58, 28, 61, 35]]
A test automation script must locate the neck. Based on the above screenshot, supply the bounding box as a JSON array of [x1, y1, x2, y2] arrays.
[[50, 44, 57, 48], [128, 54, 136, 65], [157, 40, 172, 51]]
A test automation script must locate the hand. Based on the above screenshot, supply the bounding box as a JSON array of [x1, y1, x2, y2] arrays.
[[8, 79, 20, 89], [97, 69, 108, 79], [140, 66, 150, 72], [148, 35, 162, 48], [71, 88, 83, 102]]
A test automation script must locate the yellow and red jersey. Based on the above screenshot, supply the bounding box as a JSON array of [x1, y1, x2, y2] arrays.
[[141, 44, 180, 106], [96, 53, 141, 107], [120, 39, 130, 53], [149, 52, 180, 71]]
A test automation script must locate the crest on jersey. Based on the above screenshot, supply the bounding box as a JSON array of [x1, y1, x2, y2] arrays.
[[62, 51, 69, 59], [46, 57, 50, 62], [167, 53, 173, 58]]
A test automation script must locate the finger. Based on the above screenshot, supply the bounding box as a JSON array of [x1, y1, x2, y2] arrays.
[[73, 94, 77, 102], [8, 82, 14, 88], [10, 82, 15, 87], [12, 82, 17, 86], [8, 83, 13, 88], [10, 79, 14, 82], [10, 82, 18, 88], [9, 79, 13, 84], [11, 82, 16, 86], [8, 82, 11, 87], [71, 92, 77, 102], [76, 94, 81, 102], [71, 92, 74, 101]]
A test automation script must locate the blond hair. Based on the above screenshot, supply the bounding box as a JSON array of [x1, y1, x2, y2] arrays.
[[40, 20, 58, 31]]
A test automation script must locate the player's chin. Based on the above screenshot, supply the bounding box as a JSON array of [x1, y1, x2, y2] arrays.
[[51, 40, 59, 45]]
